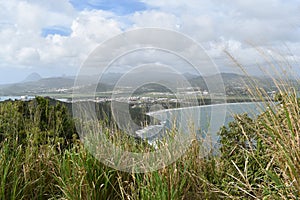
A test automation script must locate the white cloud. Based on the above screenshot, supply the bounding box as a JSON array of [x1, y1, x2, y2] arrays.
[[16, 47, 40, 64], [141, 0, 300, 42], [0, 1, 123, 76], [0, 0, 299, 83], [0, 0, 75, 32], [130, 10, 180, 29], [35, 10, 123, 71], [71, 10, 123, 43], [0, 0, 76, 71]]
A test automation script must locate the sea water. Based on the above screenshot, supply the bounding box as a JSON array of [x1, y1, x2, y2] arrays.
[[136, 102, 274, 150], [0, 96, 35, 102]]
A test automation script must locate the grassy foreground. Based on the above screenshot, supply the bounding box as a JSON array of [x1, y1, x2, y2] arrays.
[[0, 84, 300, 199]]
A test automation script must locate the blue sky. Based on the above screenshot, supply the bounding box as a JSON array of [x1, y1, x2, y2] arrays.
[[69, 0, 148, 15], [0, 0, 299, 84], [42, 26, 72, 37], [41, 0, 148, 37]]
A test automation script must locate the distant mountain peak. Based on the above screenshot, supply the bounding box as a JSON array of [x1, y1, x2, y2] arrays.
[[22, 72, 42, 83]]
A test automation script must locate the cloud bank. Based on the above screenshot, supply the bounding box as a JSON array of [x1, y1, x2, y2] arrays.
[[0, 0, 299, 83]]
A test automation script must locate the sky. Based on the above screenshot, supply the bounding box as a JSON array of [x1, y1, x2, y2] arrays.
[[0, 0, 300, 84]]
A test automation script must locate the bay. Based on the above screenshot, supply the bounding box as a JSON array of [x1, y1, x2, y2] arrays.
[[136, 102, 274, 149]]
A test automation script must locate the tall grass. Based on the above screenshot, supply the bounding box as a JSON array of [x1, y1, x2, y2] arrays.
[[0, 54, 300, 199]]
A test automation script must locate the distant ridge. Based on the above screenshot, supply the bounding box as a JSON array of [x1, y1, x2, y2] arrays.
[[0, 72, 295, 96], [22, 72, 42, 83]]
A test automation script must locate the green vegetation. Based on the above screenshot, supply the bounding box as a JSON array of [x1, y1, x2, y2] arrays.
[[0, 85, 300, 199]]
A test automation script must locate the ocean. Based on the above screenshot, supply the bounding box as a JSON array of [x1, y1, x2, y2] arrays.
[[136, 102, 274, 149], [0, 96, 35, 102]]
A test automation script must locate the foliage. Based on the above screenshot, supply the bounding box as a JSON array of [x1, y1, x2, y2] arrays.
[[0, 94, 300, 199]]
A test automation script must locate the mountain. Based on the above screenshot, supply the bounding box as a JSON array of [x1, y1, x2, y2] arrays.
[[188, 72, 281, 93], [183, 72, 198, 79], [0, 75, 112, 96], [0, 77, 70, 95], [22, 73, 42, 83], [0, 72, 296, 96]]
